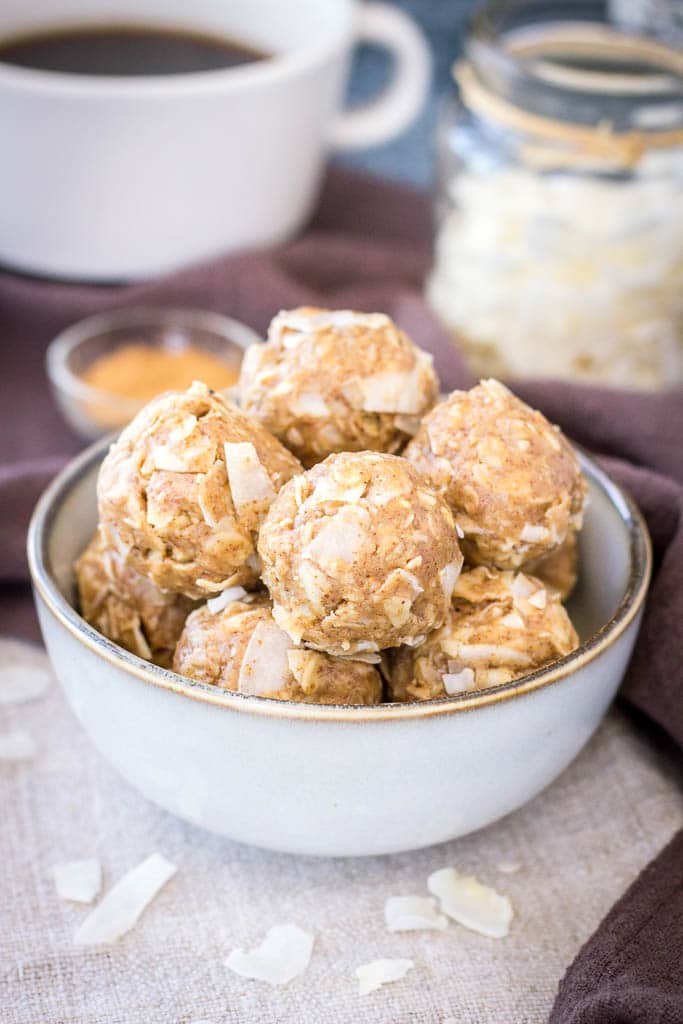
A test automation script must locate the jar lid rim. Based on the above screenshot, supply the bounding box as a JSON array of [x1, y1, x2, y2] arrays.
[[454, 53, 683, 168]]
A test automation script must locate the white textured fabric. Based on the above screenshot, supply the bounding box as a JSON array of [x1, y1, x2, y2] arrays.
[[1, 637, 681, 1024]]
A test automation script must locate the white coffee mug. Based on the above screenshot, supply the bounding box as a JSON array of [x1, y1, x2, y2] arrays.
[[0, 0, 430, 281]]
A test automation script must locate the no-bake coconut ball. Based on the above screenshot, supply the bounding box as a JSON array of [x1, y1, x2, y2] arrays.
[[258, 451, 463, 657], [524, 531, 578, 601], [173, 593, 382, 704], [404, 379, 587, 569], [388, 566, 578, 702], [98, 381, 302, 599], [239, 307, 439, 467], [75, 527, 195, 667]]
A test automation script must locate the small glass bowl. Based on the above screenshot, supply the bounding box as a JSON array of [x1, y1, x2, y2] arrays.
[[46, 307, 261, 440]]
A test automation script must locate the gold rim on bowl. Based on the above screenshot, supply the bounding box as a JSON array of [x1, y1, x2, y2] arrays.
[[27, 436, 652, 723]]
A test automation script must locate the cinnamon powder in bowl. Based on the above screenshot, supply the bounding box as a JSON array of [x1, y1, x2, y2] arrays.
[[46, 307, 260, 439]]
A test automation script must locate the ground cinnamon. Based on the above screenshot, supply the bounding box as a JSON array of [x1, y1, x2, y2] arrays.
[[81, 342, 240, 402]]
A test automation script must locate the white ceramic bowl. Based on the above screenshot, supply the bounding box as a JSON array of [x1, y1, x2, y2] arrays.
[[28, 442, 651, 857]]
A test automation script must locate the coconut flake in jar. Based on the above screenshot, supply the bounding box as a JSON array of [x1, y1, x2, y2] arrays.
[[427, 7, 683, 390]]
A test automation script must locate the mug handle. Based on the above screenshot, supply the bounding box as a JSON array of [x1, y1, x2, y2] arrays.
[[330, 2, 432, 151]]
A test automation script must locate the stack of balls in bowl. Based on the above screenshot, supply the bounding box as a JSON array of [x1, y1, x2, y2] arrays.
[[77, 308, 587, 705]]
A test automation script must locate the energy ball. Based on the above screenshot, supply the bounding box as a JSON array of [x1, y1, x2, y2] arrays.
[[75, 527, 195, 668], [173, 593, 382, 705], [98, 381, 301, 599], [258, 451, 463, 656], [388, 566, 578, 702], [239, 307, 439, 467], [524, 531, 578, 601], [404, 379, 587, 570]]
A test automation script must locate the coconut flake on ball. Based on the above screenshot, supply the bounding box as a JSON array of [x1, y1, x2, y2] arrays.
[[53, 858, 102, 904], [238, 619, 293, 696], [439, 559, 463, 601], [384, 896, 448, 932], [442, 666, 476, 695], [342, 354, 433, 415], [427, 868, 513, 938], [74, 853, 177, 946], [225, 924, 314, 986], [206, 587, 248, 614], [224, 441, 276, 515]]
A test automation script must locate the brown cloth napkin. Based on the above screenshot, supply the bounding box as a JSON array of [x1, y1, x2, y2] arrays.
[[1, 167, 681, 1023]]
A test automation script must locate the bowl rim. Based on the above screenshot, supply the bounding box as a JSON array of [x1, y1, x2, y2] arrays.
[[27, 436, 652, 723], [45, 305, 261, 414]]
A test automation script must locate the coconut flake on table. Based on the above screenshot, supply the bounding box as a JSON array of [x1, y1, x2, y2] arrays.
[[53, 858, 102, 904], [225, 924, 314, 986], [428, 868, 513, 938], [207, 587, 248, 614], [356, 958, 415, 995], [0, 639, 52, 705], [497, 861, 522, 875], [224, 442, 275, 515], [238, 620, 292, 696], [73, 853, 177, 946], [0, 729, 36, 761], [384, 896, 448, 932]]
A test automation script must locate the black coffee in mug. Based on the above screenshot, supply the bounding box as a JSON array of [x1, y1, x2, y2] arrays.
[[0, 23, 269, 75]]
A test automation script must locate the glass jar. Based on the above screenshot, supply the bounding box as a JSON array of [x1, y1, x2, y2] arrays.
[[427, 0, 683, 389]]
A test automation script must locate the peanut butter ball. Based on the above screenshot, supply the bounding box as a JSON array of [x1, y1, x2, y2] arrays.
[[173, 593, 382, 704], [258, 451, 463, 656], [98, 382, 301, 599], [404, 379, 587, 569], [75, 527, 195, 668], [388, 566, 578, 702], [239, 308, 439, 467], [524, 531, 578, 601]]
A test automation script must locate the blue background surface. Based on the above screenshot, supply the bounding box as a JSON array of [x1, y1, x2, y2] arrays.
[[342, 0, 476, 187]]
